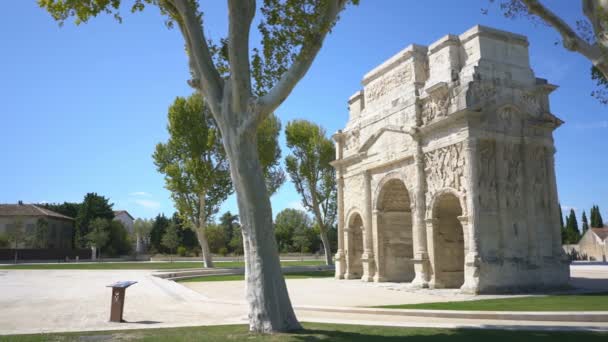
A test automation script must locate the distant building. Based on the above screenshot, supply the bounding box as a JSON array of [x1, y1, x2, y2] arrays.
[[0, 202, 74, 249], [113, 210, 141, 253], [577, 227, 608, 262], [113, 210, 134, 234]]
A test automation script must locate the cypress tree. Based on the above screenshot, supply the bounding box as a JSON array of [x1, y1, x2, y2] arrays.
[[582, 211, 589, 233], [598, 206, 604, 227], [590, 205, 598, 227], [566, 209, 581, 243]]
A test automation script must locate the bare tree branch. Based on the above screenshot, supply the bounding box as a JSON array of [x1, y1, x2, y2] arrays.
[[172, 0, 224, 116], [228, 0, 256, 114], [521, 0, 603, 67], [255, 0, 345, 119]]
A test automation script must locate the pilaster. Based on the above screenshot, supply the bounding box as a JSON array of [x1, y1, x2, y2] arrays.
[[362, 170, 375, 282]]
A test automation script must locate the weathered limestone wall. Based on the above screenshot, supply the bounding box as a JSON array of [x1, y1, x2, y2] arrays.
[[334, 25, 569, 293]]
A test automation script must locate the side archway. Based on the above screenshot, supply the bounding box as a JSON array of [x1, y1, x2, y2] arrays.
[[429, 191, 465, 288], [344, 210, 364, 279]]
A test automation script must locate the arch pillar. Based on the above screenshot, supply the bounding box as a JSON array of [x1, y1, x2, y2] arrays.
[[461, 138, 481, 293], [361, 171, 375, 282], [411, 130, 430, 288], [372, 209, 386, 282], [335, 174, 345, 279]]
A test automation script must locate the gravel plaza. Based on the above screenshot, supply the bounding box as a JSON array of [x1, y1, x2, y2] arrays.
[[1, 264, 607, 335]]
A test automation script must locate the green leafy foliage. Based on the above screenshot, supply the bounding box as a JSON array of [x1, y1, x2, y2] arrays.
[[582, 210, 590, 233], [274, 208, 314, 253], [284, 120, 336, 229], [5, 219, 26, 249], [590, 205, 604, 228], [564, 209, 581, 244], [154, 94, 232, 229], [86, 218, 110, 255], [31, 218, 50, 249], [106, 220, 132, 256], [162, 222, 180, 255], [75, 193, 114, 248], [150, 213, 171, 253], [252, 0, 359, 96], [205, 224, 227, 254]]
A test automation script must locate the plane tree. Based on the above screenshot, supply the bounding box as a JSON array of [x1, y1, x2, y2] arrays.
[[39, 0, 357, 332]]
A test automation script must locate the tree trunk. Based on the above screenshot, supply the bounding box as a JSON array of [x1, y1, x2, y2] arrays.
[[319, 227, 333, 265], [312, 207, 334, 266], [224, 124, 301, 333], [196, 192, 214, 268]]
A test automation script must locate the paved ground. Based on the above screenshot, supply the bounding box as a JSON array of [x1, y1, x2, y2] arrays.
[[1, 264, 607, 335]]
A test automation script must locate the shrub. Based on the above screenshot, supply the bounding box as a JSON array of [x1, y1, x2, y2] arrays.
[[218, 247, 228, 256], [0, 234, 8, 248], [177, 246, 187, 257]]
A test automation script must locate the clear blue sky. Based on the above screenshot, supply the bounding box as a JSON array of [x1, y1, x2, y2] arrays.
[[0, 1, 605, 225]]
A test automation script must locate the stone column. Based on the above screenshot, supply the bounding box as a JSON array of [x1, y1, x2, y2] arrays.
[[425, 218, 438, 288], [361, 170, 375, 282], [461, 138, 481, 293], [335, 171, 346, 279], [372, 209, 385, 282], [343, 227, 352, 279], [411, 131, 430, 288]]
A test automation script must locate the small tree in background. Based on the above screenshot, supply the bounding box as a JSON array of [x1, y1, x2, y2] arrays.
[[86, 218, 110, 261], [590, 205, 604, 228], [597, 205, 604, 228], [32, 218, 49, 249], [150, 214, 170, 253], [75, 193, 114, 248], [162, 223, 180, 262], [133, 218, 153, 253], [6, 219, 26, 249], [285, 120, 336, 265], [219, 211, 239, 252], [274, 209, 313, 253], [565, 209, 581, 243], [582, 211, 590, 233]]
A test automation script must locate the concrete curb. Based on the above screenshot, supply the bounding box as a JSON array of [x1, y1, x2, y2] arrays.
[[294, 305, 608, 322], [154, 265, 335, 281]]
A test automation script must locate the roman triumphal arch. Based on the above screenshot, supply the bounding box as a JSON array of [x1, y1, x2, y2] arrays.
[[332, 25, 570, 293]]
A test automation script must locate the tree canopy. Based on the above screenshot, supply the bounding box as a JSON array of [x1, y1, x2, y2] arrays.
[[39, 0, 359, 332], [285, 120, 336, 264]]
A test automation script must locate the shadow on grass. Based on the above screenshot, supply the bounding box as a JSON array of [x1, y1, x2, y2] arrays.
[[288, 325, 608, 342]]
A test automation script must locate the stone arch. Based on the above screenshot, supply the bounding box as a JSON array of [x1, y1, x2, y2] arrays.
[[374, 178, 415, 282], [429, 190, 466, 289], [344, 209, 364, 279], [426, 187, 468, 219]]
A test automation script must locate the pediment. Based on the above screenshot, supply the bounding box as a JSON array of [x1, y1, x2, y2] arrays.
[[358, 126, 412, 154]]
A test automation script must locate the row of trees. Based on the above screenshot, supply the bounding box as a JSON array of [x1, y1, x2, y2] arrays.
[[154, 95, 338, 266], [135, 207, 334, 260], [39, 193, 132, 257], [560, 204, 604, 244]]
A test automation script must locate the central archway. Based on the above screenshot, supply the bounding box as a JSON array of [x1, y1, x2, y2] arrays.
[[431, 192, 465, 288], [376, 178, 414, 282]]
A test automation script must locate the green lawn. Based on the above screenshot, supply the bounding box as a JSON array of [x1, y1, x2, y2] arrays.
[[0, 260, 325, 270], [177, 270, 334, 282], [377, 292, 608, 311], [2, 323, 606, 342]]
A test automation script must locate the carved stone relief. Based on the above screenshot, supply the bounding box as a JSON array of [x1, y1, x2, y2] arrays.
[[421, 92, 451, 125], [477, 140, 497, 210], [424, 143, 466, 199], [366, 64, 413, 103], [502, 143, 522, 210]]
